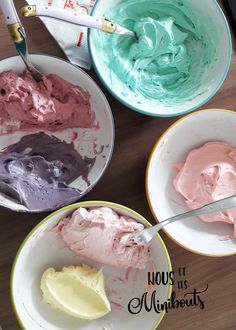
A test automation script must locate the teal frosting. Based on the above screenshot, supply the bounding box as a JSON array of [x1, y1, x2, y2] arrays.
[[94, 0, 217, 105]]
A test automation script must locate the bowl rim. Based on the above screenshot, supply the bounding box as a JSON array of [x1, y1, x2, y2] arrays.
[[88, 0, 232, 118], [0, 54, 115, 213], [146, 108, 236, 257], [10, 200, 172, 330]]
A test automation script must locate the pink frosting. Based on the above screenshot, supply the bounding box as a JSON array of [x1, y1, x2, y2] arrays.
[[174, 142, 236, 238], [56, 207, 151, 269], [0, 70, 96, 133]]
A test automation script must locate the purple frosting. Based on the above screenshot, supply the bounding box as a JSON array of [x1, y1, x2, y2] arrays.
[[0, 132, 95, 211]]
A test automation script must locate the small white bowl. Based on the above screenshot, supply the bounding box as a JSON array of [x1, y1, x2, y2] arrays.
[[11, 201, 172, 330], [89, 0, 232, 117], [146, 109, 236, 257], [0, 55, 114, 212]]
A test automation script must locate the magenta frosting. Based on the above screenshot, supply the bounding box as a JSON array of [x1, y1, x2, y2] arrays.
[[0, 70, 97, 133]]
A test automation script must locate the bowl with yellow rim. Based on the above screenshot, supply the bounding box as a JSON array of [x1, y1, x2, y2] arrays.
[[146, 109, 236, 257], [11, 201, 172, 330]]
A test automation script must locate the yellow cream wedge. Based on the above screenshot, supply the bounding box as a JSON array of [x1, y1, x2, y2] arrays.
[[40, 264, 111, 320]]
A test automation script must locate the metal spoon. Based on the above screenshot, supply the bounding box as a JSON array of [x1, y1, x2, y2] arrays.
[[1, 0, 43, 82], [21, 5, 137, 39], [132, 195, 236, 245]]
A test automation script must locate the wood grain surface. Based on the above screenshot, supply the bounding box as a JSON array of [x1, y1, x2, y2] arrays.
[[0, 1, 236, 329]]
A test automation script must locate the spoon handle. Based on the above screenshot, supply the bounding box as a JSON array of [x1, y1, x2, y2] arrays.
[[140, 195, 236, 244], [1, 0, 19, 24], [160, 195, 236, 228], [0, 1, 42, 80], [1, 0, 25, 43], [21, 5, 116, 33]]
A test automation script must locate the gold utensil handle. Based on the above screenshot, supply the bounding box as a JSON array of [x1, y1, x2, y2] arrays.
[[21, 5, 37, 17], [21, 5, 118, 34], [102, 19, 117, 33], [8, 23, 24, 43]]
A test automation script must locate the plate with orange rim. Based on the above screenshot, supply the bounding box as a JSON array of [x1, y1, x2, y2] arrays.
[[146, 109, 236, 257]]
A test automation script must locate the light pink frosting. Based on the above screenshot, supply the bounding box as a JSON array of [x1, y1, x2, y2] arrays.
[[174, 142, 236, 238], [0, 70, 96, 133], [56, 207, 151, 269]]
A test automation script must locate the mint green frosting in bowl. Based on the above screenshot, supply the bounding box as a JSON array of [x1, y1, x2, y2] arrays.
[[88, 0, 232, 117]]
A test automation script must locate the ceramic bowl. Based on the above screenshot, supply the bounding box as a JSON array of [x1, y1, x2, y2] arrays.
[[88, 0, 232, 117], [11, 201, 172, 330], [146, 109, 236, 256], [0, 55, 114, 212]]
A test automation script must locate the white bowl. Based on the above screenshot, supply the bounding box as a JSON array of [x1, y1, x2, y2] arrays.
[[0, 55, 114, 212], [11, 201, 172, 330], [88, 0, 232, 117], [146, 109, 236, 256]]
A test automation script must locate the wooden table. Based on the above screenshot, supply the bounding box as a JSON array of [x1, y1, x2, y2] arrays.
[[0, 1, 235, 329]]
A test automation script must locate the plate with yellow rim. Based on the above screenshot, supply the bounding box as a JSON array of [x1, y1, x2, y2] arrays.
[[146, 109, 236, 257], [11, 201, 172, 330]]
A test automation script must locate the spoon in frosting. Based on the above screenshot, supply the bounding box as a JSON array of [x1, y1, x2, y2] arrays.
[[21, 5, 137, 39], [131, 195, 236, 245], [1, 0, 43, 82]]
